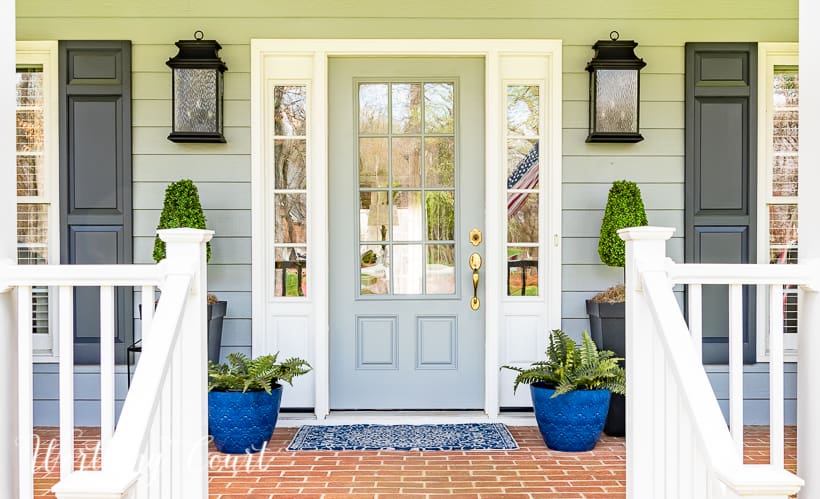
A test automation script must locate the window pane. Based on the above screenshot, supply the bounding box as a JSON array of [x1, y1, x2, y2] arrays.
[[392, 137, 422, 187], [507, 85, 539, 136], [427, 244, 455, 294], [507, 247, 538, 297], [17, 203, 49, 259], [274, 139, 306, 189], [274, 85, 306, 136], [360, 245, 389, 295], [424, 83, 454, 134], [274, 193, 306, 243], [16, 67, 44, 107], [392, 191, 423, 242], [424, 137, 454, 187], [507, 194, 539, 243], [426, 191, 455, 241], [359, 137, 389, 188], [507, 140, 539, 190], [769, 204, 798, 264], [17, 155, 44, 197], [359, 83, 388, 134], [16, 109, 44, 153], [274, 247, 307, 297], [595, 69, 639, 133], [393, 244, 423, 294], [360, 191, 390, 242], [392, 83, 422, 134]]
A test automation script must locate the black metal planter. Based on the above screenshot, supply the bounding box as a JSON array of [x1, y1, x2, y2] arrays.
[[586, 299, 626, 437]]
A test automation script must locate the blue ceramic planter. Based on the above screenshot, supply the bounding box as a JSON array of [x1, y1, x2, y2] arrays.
[[530, 384, 611, 452], [208, 385, 283, 454]]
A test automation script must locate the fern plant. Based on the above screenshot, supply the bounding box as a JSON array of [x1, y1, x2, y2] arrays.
[[502, 329, 625, 398], [208, 352, 312, 394]]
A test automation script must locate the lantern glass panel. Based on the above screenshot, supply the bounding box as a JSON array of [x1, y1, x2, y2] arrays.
[[594, 69, 639, 133], [173, 68, 219, 133]]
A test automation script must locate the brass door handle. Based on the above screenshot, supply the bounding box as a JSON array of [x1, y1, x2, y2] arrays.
[[469, 252, 482, 311]]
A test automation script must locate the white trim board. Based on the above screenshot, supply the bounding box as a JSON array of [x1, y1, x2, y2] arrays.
[[250, 39, 563, 419]]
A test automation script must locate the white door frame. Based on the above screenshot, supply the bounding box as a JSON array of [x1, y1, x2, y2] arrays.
[[251, 39, 562, 419]]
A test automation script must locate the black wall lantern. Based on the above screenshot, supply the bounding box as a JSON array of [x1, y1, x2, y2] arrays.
[[166, 31, 228, 143], [586, 31, 646, 143]]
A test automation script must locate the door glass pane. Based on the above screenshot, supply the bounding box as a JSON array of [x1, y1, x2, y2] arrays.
[[274, 139, 306, 189], [274, 85, 306, 136], [392, 137, 422, 187], [359, 138, 389, 187], [360, 191, 390, 242], [274, 193, 306, 243], [424, 137, 455, 187], [393, 244, 423, 294], [424, 83, 454, 134], [392, 191, 423, 241], [359, 83, 388, 134], [507, 247, 538, 296], [426, 244, 455, 294], [360, 245, 389, 295], [392, 83, 422, 134], [426, 191, 454, 241], [507, 85, 539, 136]]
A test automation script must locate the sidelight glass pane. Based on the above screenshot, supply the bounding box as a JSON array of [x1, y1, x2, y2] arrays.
[[17, 155, 44, 197], [360, 191, 390, 242], [392, 137, 422, 187], [594, 69, 639, 133], [424, 83, 454, 134], [507, 139, 539, 189], [768, 204, 798, 264], [392, 191, 423, 242], [274, 139, 306, 189], [426, 244, 455, 294], [16, 67, 44, 107], [424, 137, 455, 187], [16, 109, 44, 153], [507, 247, 538, 296], [392, 83, 422, 134], [360, 244, 390, 295], [274, 85, 306, 136], [274, 193, 307, 243], [507, 85, 539, 136], [393, 244, 423, 294], [772, 69, 798, 196], [359, 83, 388, 134], [426, 191, 455, 241], [359, 137, 389, 188], [507, 194, 539, 243], [274, 247, 307, 297]]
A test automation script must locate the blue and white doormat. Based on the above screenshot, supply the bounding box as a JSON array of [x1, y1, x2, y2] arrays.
[[287, 423, 518, 451]]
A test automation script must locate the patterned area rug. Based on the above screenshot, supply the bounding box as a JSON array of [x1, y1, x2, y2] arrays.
[[287, 423, 518, 451]]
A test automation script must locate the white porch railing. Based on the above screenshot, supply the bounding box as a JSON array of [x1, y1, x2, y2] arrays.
[[622, 226, 808, 499], [0, 228, 212, 499]]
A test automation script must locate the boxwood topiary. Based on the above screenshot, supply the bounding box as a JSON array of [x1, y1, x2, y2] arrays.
[[153, 179, 211, 263], [597, 180, 648, 268]]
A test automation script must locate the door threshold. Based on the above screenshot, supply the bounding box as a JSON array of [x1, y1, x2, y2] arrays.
[[277, 410, 536, 427]]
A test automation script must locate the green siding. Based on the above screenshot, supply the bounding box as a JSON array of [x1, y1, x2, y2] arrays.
[[17, 0, 798, 422]]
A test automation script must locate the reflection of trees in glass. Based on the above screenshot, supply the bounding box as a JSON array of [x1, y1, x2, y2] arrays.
[[428, 244, 454, 267], [425, 137, 454, 187], [773, 72, 798, 197], [507, 196, 538, 243], [16, 70, 45, 198], [274, 86, 306, 136], [426, 192, 454, 242], [424, 83, 454, 133], [507, 85, 539, 136]]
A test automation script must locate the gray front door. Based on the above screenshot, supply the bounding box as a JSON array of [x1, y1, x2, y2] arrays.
[[329, 57, 485, 409]]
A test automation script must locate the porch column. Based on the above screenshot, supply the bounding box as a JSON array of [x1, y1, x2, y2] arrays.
[[798, 2, 820, 497], [0, 1, 19, 497]]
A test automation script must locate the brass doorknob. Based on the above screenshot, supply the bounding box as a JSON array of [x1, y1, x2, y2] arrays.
[[469, 252, 482, 310]]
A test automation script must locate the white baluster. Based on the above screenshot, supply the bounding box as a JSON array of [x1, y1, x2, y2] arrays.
[[769, 285, 785, 468], [58, 286, 74, 479], [100, 286, 116, 460], [688, 283, 703, 364], [18, 286, 33, 499], [728, 284, 744, 454]]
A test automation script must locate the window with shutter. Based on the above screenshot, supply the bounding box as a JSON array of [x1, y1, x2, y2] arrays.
[[16, 42, 59, 359]]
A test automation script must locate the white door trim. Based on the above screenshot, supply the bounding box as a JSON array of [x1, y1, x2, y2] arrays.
[[251, 39, 563, 419]]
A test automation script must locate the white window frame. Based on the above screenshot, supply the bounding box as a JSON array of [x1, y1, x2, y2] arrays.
[[756, 42, 799, 362], [16, 41, 60, 361]]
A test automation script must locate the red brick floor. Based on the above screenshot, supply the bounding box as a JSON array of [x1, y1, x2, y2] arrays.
[[32, 425, 796, 499]]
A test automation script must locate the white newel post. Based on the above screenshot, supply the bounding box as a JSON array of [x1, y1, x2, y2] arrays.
[[798, 2, 820, 497], [158, 228, 213, 499], [0, 2, 18, 498], [619, 226, 675, 499]]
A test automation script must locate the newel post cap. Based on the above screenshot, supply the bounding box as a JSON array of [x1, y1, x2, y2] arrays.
[[618, 226, 675, 242], [157, 228, 214, 244]]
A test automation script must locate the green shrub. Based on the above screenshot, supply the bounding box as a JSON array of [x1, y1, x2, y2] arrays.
[[502, 329, 625, 397], [153, 179, 210, 263], [598, 180, 648, 267]]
